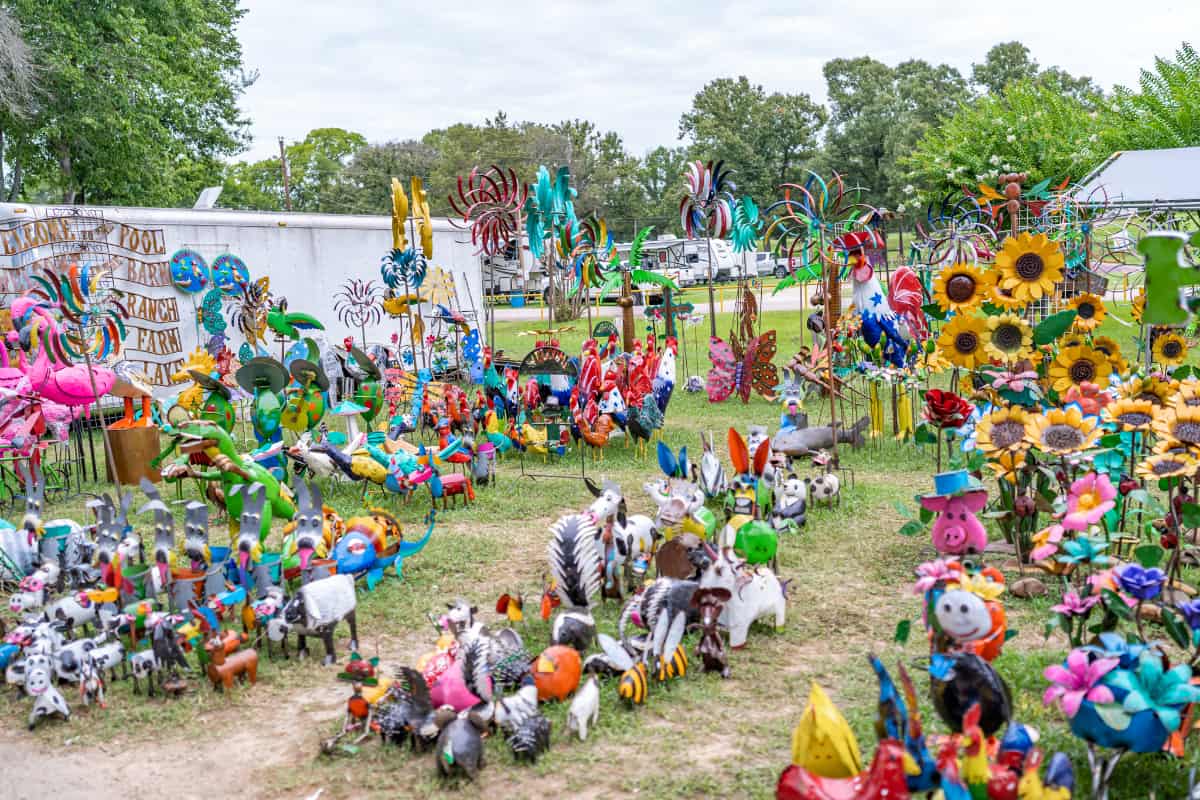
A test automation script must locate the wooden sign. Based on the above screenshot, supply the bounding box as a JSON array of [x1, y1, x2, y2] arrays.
[[0, 213, 184, 386]]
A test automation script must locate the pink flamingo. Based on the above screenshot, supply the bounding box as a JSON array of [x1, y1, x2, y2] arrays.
[[9, 296, 116, 413]]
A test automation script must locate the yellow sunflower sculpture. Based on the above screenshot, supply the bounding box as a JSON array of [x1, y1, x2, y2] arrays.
[[1092, 335, 1128, 375], [983, 313, 1033, 362], [1136, 452, 1197, 481], [1170, 381, 1200, 412], [1153, 331, 1189, 367], [937, 314, 988, 369], [1069, 293, 1107, 332], [1047, 344, 1113, 394], [1152, 405, 1200, 450], [1121, 375, 1178, 406], [976, 406, 1033, 455], [1059, 334, 1085, 350], [987, 450, 1026, 484], [1103, 398, 1157, 432], [1131, 287, 1145, 324], [989, 283, 1026, 312], [933, 264, 992, 313], [1026, 406, 1101, 454], [995, 232, 1065, 304]]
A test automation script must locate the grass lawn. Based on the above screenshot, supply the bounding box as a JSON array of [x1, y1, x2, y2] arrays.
[[2, 296, 1198, 799]]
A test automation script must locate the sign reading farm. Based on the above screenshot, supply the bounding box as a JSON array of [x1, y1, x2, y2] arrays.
[[0, 211, 185, 387]]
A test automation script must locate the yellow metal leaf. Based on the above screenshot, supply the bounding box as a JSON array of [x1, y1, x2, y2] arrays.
[[391, 178, 409, 251], [411, 176, 433, 258]]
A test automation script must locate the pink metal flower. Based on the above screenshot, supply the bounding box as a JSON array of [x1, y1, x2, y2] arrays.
[[1031, 523, 1065, 562], [1063, 473, 1116, 532], [991, 369, 1039, 393], [913, 559, 957, 594], [1043, 648, 1119, 717], [1051, 590, 1100, 617]]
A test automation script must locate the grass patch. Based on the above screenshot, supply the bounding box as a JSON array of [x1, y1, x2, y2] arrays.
[[5, 297, 1200, 798]]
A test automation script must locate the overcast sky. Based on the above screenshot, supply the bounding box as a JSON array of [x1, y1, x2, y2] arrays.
[[236, 0, 1198, 161]]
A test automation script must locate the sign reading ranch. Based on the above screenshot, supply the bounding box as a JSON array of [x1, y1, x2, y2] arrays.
[[0, 213, 184, 386]]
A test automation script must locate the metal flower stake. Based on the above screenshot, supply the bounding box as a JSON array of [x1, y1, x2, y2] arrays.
[[334, 279, 383, 348], [524, 165, 577, 327], [679, 159, 734, 337], [448, 165, 528, 343], [381, 177, 430, 370], [762, 172, 875, 464]]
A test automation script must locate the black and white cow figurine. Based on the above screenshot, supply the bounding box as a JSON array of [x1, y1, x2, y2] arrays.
[[280, 573, 358, 665]]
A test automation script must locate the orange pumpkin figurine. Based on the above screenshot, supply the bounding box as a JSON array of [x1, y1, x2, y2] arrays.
[[533, 645, 581, 702]]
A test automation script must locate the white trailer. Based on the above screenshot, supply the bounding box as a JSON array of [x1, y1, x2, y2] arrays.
[[0, 203, 484, 393]]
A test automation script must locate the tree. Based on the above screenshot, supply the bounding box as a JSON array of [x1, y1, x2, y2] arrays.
[[634, 146, 690, 234], [285, 128, 367, 211], [2, 0, 252, 205], [0, 7, 37, 200], [323, 140, 438, 215], [823, 57, 968, 206], [220, 128, 367, 212], [1105, 41, 1200, 151], [678, 76, 825, 207], [971, 42, 1039, 95], [0, 7, 34, 118], [972, 41, 1100, 104], [551, 119, 641, 237], [423, 113, 558, 211], [901, 79, 1105, 205]]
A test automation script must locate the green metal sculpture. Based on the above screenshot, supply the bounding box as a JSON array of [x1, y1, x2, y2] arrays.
[[154, 419, 296, 542]]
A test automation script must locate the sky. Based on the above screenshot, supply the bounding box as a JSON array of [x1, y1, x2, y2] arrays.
[[235, 0, 1199, 161]]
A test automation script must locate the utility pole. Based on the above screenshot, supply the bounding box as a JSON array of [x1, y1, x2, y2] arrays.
[[278, 136, 293, 212]]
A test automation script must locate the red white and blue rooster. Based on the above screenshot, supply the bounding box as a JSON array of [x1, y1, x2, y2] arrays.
[[838, 232, 927, 367]]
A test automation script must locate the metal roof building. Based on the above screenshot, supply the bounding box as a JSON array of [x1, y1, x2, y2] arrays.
[[1075, 146, 1200, 210]]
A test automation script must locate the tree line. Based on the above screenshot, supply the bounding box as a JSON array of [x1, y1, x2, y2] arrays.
[[0, 2, 1196, 241]]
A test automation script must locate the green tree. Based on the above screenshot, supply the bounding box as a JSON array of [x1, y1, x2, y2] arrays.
[[634, 145, 689, 234], [678, 76, 825, 207], [324, 140, 439, 215], [823, 57, 968, 206], [972, 41, 1099, 103], [423, 112, 557, 209], [551, 119, 641, 237], [220, 128, 367, 212], [0, 7, 38, 201], [2, 0, 251, 205], [971, 42, 1040, 95], [901, 79, 1105, 206], [1105, 41, 1200, 150]]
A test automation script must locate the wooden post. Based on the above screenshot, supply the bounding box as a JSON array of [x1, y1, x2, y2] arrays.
[[619, 270, 635, 353], [821, 232, 838, 467]]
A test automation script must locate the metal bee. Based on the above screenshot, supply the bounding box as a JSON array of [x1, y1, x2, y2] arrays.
[[596, 633, 647, 706]]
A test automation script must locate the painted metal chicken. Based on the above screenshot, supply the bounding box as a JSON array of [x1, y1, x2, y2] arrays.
[[627, 394, 663, 459], [777, 740, 914, 800], [846, 244, 926, 366]]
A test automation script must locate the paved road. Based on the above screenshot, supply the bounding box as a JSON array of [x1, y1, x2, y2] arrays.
[[489, 264, 1144, 323], [490, 284, 812, 322]]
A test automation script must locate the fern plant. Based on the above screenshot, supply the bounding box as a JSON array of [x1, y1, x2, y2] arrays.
[[1106, 41, 1200, 150]]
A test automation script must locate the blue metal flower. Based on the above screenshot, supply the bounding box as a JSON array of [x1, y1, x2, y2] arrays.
[[1116, 564, 1166, 601], [1056, 536, 1110, 567]]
